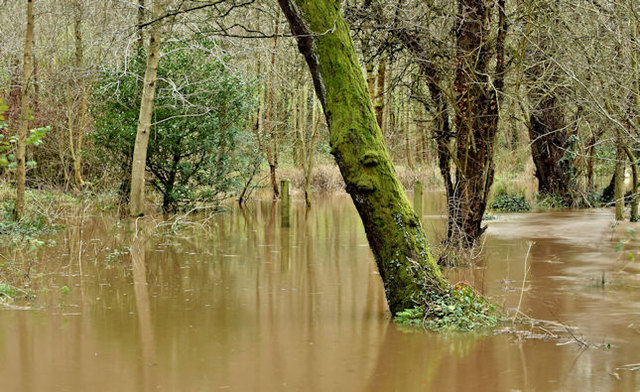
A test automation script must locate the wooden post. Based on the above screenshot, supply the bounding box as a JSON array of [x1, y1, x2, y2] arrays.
[[280, 179, 290, 227], [414, 181, 423, 219]]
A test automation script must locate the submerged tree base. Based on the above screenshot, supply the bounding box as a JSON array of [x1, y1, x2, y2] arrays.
[[394, 283, 500, 332]]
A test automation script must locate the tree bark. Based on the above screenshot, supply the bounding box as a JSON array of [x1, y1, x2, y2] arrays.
[[277, 0, 448, 314], [15, 0, 35, 220], [623, 145, 638, 222], [264, 17, 280, 199], [375, 58, 386, 130], [370, 0, 503, 248], [615, 136, 625, 221], [404, 92, 414, 169], [137, 0, 145, 49], [303, 95, 319, 207], [529, 95, 572, 201], [70, 0, 86, 187], [129, 0, 162, 217], [449, 0, 504, 247]]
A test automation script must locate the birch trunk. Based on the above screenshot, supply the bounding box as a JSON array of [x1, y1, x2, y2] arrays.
[[129, 0, 162, 217]]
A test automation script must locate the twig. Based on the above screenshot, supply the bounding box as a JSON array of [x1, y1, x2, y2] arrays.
[[513, 241, 534, 322]]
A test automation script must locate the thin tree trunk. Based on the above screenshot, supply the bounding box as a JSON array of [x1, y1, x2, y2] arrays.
[[137, 0, 145, 49], [615, 135, 625, 221], [15, 0, 35, 220], [405, 92, 413, 169], [304, 96, 319, 207], [375, 58, 386, 130], [129, 0, 162, 217], [264, 17, 280, 199], [366, 62, 376, 102], [297, 85, 308, 170], [290, 89, 298, 165], [623, 145, 638, 222], [277, 0, 448, 314], [71, 0, 85, 187], [586, 134, 598, 191]]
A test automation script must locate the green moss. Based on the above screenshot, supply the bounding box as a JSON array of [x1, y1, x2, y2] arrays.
[[288, 0, 450, 314], [360, 150, 382, 166]]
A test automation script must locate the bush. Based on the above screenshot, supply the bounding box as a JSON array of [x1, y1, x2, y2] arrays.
[[490, 193, 531, 212], [536, 193, 566, 209], [91, 36, 259, 212]]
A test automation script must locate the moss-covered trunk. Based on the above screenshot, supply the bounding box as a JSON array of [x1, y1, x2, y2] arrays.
[[277, 0, 448, 314]]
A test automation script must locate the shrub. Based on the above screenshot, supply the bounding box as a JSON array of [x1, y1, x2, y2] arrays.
[[91, 37, 258, 212], [490, 193, 531, 212]]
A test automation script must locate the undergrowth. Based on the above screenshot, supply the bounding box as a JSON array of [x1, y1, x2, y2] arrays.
[[395, 282, 501, 332], [490, 194, 531, 212]]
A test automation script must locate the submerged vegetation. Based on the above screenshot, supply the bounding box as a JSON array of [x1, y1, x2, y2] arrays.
[[395, 284, 500, 331]]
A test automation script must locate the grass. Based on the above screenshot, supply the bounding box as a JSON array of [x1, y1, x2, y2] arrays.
[[0, 181, 121, 304]]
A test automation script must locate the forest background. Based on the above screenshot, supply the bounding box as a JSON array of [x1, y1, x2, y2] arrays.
[[0, 0, 638, 232]]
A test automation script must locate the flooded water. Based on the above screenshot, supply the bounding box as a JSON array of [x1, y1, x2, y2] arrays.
[[1, 193, 640, 391]]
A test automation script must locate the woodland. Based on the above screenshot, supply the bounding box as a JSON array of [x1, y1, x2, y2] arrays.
[[0, 0, 639, 318]]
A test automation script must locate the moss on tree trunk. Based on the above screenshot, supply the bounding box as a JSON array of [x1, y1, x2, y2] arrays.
[[277, 0, 448, 314]]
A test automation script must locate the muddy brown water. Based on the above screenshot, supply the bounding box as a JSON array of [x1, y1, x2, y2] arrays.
[[1, 193, 640, 391]]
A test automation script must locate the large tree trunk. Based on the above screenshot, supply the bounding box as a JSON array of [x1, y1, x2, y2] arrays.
[[16, 0, 35, 220], [277, 0, 448, 314], [529, 93, 573, 202], [449, 0, 504, 247], [378, 0, 504, 249], [129, 0, 162, 217]]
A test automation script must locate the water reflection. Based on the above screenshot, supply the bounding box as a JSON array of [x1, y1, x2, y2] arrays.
[[0, 196, 639, 391]]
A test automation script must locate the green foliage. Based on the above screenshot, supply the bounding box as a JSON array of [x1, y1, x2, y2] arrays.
[[614, 227, 637, 263], [0, 207, 50, 237], [92, 37, 259, 212], [103, 246, 129, 263], [395, 284, 500, 331], [536, 193, 566, 209], [0, 283, 18, 300], [0, 98, 50, 169], [490, 192, 531, 212]]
